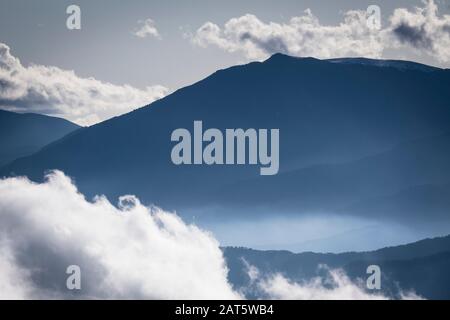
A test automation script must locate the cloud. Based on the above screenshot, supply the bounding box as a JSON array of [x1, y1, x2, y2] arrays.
[[192, 10, 383, 60], [388, 0, 450, 62], [191, 0, 450, 63], [0, 171, 240, 299], [260, 271, 387, 300], [0, 43, 168, 126], [249, 265, 422, 300], [133, 19, 161, 39], [0, 241, 32, 299], [0, 171, 426, 300], [392, 24, 432, 49]]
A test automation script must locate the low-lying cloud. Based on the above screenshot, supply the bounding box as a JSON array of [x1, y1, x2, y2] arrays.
[[258, 271, 422, 300], [0, 43, 168, 126], [0, 171, 422, 300], [259, 269, 388, 300], [0, 171, 239, 299], [192, 10, 382, 60], [192, 0, 450, 64], [241, 262, 422, 300]]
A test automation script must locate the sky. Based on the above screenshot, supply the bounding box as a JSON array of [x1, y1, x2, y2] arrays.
[[1, 0, 450, 124]]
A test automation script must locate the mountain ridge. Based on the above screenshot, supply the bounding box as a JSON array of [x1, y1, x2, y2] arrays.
[[223, 234, 450, 299], [0, 110, 80, 167], [1, 54, 450, 224]]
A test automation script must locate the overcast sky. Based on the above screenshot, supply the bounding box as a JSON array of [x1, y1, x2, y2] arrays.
[[1, 0, 450, 124]]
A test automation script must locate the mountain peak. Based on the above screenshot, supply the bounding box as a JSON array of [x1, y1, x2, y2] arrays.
[[263, 53, 443, 73], [327, 57, 442, 72]]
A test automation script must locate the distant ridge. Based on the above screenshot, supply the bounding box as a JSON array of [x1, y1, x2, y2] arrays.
[[327, 57, 442, 72], [0, 110, 80, 166], [1, 54, 450, 227], [224, 234, 450, 299]]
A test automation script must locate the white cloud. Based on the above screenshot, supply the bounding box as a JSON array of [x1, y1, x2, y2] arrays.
[[191, 0, 450, 63], [192, 10, 383, 60], [0, 171, 426, 300], [0, 43, 168, 126], [133, 19, 161, 39], [0, 171, 240, 299], [0, 240, 32, 299], [259, 269, 388, 300], [388, 0, 450, 63], [254, 266, 422, 300]]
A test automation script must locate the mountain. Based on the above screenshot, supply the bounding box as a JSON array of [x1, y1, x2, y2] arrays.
[[214, 132, 450, 224], [0, 110, 80, 166], [327, 57, 442, 72], [223, 234, 450, 299], [1, 54, 450, 225]]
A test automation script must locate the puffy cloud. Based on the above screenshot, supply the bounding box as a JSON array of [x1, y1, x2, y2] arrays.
[[192, 0, 450, 64], [0, 171, 425, 300], [0, 171, 240, 299], [193, 10, 383, 60], [259, 269, 388, 300], [133, 19, 161, 39], [388, 0, 450, 62], [253, 265, 422, 300], [0, 241, 32, 299], [0, 43, 168, 126]]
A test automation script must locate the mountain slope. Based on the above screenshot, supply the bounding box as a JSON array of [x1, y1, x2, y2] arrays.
[[327, 57, 442, 72], [215, 132, 450, 224], [1, 54, 450, 218], [0, 110, 80, 166], [223, 234, 450, 299]]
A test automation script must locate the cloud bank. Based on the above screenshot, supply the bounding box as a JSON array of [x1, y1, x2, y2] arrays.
[[0, 171, 239, 299], [258, 269, 422, 300], [388, 0, 450, 62], [193, 10, 382, 60], [0, 43, 168, 126], [240, 261, 421, 300], [192, 0, 450, 63], [0, 171, 422, 300], [133, 19, 161, 39], [259, 270, 388, 300]]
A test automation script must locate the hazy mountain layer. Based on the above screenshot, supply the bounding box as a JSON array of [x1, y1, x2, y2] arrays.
[[0, 110, 80, 166]]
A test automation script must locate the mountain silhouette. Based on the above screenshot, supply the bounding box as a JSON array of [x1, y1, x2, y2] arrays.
[[224, 234, 450, 299], [327, 57, 441, 72], [1, 54, 450, 226], [215, 132, 450, 224], [0, 110, 80, 166]]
